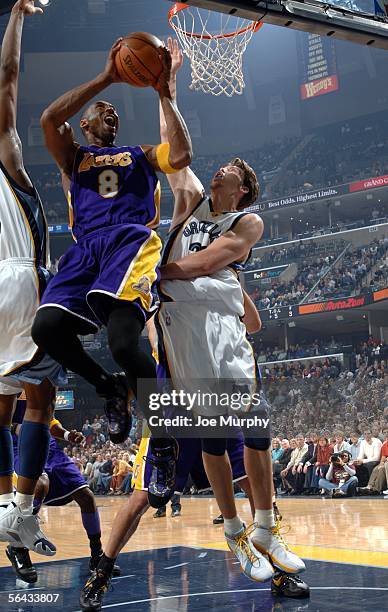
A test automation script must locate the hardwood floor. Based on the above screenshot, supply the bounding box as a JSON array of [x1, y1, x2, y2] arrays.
[[1, 496, 387, 568]]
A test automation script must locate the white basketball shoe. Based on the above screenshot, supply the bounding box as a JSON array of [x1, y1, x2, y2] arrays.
[[225, 524, 274, 582], [0, 502, 56, 556], [252, 521, 305, 574]]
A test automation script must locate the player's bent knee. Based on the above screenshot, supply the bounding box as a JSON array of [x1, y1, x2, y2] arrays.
[[32, 307, 89, 346], [244, 437, 271, 451], [201, 438, 228, 456], [73, 487, 96, 511], [129, 490, 149, 516], [31, 308, 63, 348]]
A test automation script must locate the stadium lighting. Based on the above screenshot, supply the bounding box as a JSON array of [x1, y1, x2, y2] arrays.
[[39, 0, 51, 6]]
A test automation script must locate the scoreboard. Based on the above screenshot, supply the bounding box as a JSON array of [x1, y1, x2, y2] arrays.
[[260, 288, 388, 321]]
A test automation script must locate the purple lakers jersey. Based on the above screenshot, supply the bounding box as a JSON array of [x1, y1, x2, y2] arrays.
[[70, 145, 161, 240]]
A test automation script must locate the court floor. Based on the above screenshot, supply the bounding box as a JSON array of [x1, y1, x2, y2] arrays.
[[0, 496, 387, 611]]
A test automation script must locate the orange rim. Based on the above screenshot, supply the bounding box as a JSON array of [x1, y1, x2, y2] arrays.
[[168, 2, 263, 39]]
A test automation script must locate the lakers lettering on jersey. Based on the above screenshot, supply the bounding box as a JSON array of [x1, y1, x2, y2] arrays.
[[70, 145, 161, 240]]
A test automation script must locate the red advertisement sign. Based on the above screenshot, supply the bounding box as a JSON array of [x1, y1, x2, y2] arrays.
[[349, 174, 388, 193], [373, 288, 388, 302], [298, 33, 339, 101], [300, 75, 339, 99], [299, 296, 366, 315]]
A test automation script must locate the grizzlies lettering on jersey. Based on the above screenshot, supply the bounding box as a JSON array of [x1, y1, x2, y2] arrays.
[[0, 162, 48, 266], [160, 196, 255, 316], [70, 145, 161, 239]]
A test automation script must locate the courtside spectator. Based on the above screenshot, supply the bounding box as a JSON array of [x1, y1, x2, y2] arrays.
[[354, 430, 383, 486], [333, 432, 351, 454], [319, 451, 358, 497], [349, 432, 362, 461], [280, 434, 308, 494], [357, 427, 388, 495]]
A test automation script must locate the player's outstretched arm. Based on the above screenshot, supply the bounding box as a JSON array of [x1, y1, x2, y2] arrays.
[[0, 0, 42, 191], [143, 44, 192, 179], [50, 417, 84, 444], [160, 213, 263, 280], [158, 38, 203, 228], [40, 38, 123, 176]]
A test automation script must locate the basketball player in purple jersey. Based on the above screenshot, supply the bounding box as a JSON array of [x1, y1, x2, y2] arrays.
[[7, 398, 121, 582], [0, 0, 64, 557], [32, 39, 192, 507]]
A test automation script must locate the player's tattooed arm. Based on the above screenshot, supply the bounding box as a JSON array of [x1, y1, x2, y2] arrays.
[[0, 1, 42, 191], [40, 38, 122, 176], [160, 214, 264, 280], [158, 38, 204, 229], [242, 289, 262, 334]]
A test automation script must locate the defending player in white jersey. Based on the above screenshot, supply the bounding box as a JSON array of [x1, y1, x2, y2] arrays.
[[0, 0, 64, 556], [155, 39, 305, 582]]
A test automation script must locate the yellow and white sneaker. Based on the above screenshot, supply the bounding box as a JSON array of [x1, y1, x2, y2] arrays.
[[225, 524, 274, 582], [252, 521, 305, 574]]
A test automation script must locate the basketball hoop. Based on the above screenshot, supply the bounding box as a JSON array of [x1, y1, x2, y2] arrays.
[[168, 2, 262, 97]]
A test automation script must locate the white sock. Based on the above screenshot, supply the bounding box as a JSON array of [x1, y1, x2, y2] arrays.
[[14, 492, 34, 514], [224, 516, 244, 536], [0, 492, 14, 507], [254, 509, 276, 530]]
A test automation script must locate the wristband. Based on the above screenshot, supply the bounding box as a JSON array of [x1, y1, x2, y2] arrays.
[[64, 431, 70, 441]]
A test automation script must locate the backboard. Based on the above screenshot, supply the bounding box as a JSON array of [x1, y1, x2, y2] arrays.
[[0, 1, 15, 16], [180, 0, 388, 49]]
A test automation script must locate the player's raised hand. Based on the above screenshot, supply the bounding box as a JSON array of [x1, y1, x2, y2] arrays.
[[154, 46, 172, 97], [168, 37, 183, 77], [68, 430, 84, 445], [13, 0, 43, 15], [101, 37, 123, 84]]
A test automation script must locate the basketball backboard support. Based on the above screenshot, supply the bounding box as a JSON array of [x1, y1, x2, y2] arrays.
[[180, 0, 388, 49]]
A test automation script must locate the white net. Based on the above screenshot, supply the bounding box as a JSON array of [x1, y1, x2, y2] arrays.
[[169, 3, 261, 97]]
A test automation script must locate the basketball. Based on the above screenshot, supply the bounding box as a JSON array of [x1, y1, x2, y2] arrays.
[[115, 32, 164, 88]]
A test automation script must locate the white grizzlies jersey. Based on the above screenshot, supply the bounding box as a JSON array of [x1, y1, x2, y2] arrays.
[[0, 163, 49, 377], [156, 196, 258, 409], [0, 163, 49, 264], [160, 196, 255, 316]]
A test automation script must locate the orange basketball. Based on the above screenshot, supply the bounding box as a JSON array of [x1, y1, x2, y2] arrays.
[[115, 32, 164, 88]]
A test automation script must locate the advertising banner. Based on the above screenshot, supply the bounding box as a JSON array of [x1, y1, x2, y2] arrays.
[[298, 33, 339, 100]]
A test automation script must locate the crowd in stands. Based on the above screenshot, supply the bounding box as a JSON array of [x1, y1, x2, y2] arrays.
[[255, 340, 342, 363], [29, 111, 388, 227], [267, 343, 388, 496], [60, 336, 387, 501], [63, 410, 143, 496], [253, 336, 387, 366], [267, 113, 388, 199], [265, 354, 386, 438], [31, 166, 65, 224], [308, 238, 388, 302], [246, 238, 345, 271], [247, 236, 387, 309], [272, 427, 388, 497]]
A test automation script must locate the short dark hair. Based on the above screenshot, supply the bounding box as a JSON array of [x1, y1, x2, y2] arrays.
[[229, 157, 260, 209]]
